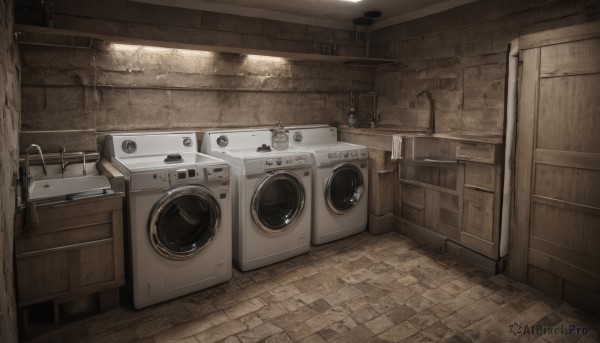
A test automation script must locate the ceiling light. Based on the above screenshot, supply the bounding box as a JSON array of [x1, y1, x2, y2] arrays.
[[339, 0, 362, 2]]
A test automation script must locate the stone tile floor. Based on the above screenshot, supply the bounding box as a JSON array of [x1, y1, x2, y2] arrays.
[[29, 231, 599, 343]]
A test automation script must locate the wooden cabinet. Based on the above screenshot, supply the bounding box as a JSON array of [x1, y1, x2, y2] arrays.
[[399, 163, 461, 234], [14, 194, 124, 327], [398, 161, 463, 247], [397, 136, 504, 272], [459, 161, 503, 260]]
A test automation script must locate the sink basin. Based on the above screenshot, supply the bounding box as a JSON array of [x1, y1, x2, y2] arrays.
[[29, 175, 112, 201], [338, 126, 427, 150]]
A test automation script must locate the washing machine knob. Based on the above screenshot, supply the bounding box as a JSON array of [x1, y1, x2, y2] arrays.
[[351, 150, 357, 157], [343, 152, 349, 158], [266, 158, 274, 166]]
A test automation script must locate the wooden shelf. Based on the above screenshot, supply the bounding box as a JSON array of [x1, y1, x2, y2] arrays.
[[14, 24, 396, 66]]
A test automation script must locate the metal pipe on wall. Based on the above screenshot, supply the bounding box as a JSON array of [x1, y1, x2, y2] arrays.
[[499, 39, 519, 258]]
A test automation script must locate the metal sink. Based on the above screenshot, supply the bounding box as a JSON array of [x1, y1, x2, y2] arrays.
[[338, 126, 428, 151], [29, 175, 112, 201]]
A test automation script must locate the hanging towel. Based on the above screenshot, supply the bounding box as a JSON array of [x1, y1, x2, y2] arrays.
[[24, 200, 39, 237], [391, 135, 403, 160]]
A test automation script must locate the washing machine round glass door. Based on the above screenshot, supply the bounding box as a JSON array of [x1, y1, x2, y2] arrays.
[[251, 171, 305, 234], [149, 185, 221, 260], [325, 163, 365, 215]]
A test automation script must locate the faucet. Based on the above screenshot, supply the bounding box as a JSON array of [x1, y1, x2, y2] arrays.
[[416, 90, 435, 134], [359, 91, 378, 127], [24, 144, 47, 203], [60, 146, 70, 178], [25, 144, 47, 177]]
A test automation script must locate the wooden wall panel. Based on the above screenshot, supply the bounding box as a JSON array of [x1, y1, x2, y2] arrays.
[[534, 164, 600, 208], [540, 38, 600, 77], [528, 248, 600, 293], [537, 75, 600, 153], [530, 202, 600, 258], [530, 237, 600, 276]]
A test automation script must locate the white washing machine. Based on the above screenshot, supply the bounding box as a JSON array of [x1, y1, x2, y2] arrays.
[[105, 132, 232, 309], [202, 128, 312, 271], [288, 125, 369, 244]]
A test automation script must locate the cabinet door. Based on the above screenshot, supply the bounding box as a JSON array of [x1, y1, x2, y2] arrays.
[[434, 192, 460, 241], [399, 183, 425, 226], [15, 195, 125, 307], [461, 188, 496, 258], [79, 242, 118, 287], [17, 252, 70, 304], [400, 184, 460, 240]]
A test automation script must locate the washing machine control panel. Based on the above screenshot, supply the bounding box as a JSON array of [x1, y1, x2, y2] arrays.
[[169, 168, 204, 185], [327, 149, 367, 161], [130, 166, 229, 191], [314, 148, 368, 166], [204, 166, 229, 181], [243, 153, 311, 175], [263, 154, 309, 171]]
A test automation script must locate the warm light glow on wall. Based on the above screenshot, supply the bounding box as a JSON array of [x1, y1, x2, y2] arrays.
[[244, 54, 287, 63], [108, 44, 287, 62], [178, 49, 214, 57], [110, 43, 142, 52], [141, 45, 174, 53], [109, 43, 214, 57]]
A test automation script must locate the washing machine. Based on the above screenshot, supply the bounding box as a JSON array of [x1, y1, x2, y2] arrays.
[[288, 125, 369, 244], [202, 128, 312, 271], [105, 132, 232, 309]]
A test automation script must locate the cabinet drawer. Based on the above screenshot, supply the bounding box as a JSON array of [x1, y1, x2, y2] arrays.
[[456, 143, 499, 164], [464, 162, 496, 192], [16, 223, 113, 256]]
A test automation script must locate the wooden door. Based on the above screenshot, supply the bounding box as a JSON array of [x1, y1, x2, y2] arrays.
[[511, 22, 600, 313]]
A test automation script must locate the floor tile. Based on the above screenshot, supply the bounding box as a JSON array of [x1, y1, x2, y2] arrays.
[[26, 231, 599, 343]]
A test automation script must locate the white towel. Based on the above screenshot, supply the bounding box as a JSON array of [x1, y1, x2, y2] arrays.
[[391, 135, 403, 160]]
